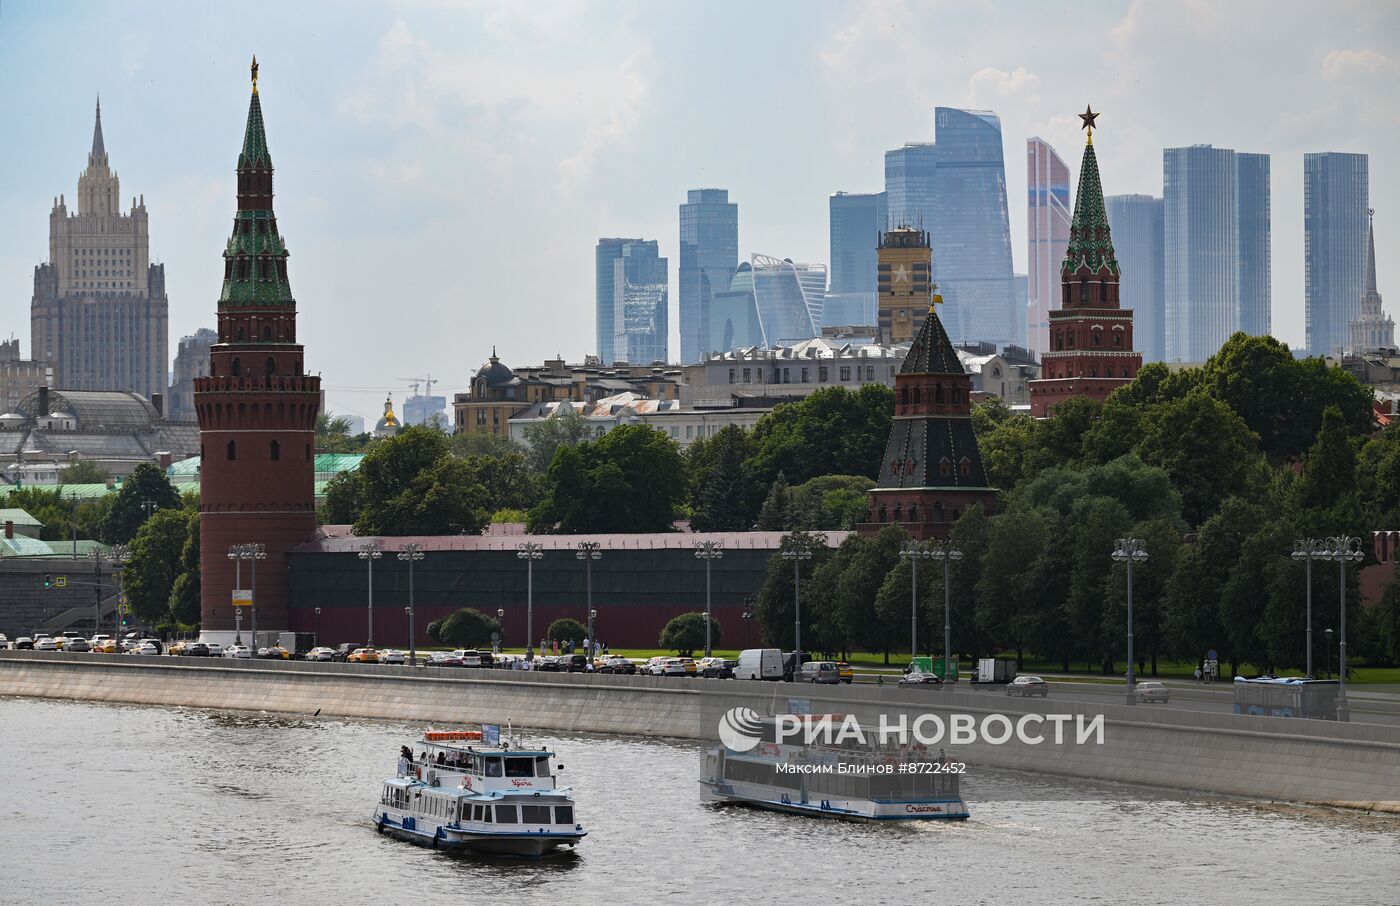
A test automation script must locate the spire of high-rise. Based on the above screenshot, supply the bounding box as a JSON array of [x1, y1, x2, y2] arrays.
[[1367, 209, 1378, 293], [90, 95, 107, 164]]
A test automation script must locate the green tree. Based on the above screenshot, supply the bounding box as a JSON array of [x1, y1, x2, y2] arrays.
[[811, 526, 905, 662], [1374, 564, 1400, 666], [659, 611, 721, 656], [426, 618, 444, 643], [528, 425, 684, 533], [1134, 391, 1262, 526], [977, 413, 1039, 490], [319, 470, 364, 525], [100, 462, 182, 544], [124, 508, 194, 624], [57, 459, 109, 484], [438, 608, 503, 648], [754, 532, 830, 650], [3, 487, 73, 542], [1293, 405, 1358, 515], [316, 412, 374, 454], [746, 384, 893, 488], [1036, 396, 1102, 467], [523, 405, 590, 473], [688, 426, 761, 531], [545, 617, 588, 646], [169, 517, 201, 626], [789, 475, 875, 530], [756, 472, 796, 531], [336, 426, 491, 535], [1103, 518, 1183, 676], [1162, 497, 1263, 671], [449, 430, 525, 458], [468, 451, 543, 514]]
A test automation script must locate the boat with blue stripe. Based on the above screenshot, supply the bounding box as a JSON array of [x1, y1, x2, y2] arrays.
[[374, 725, 585, 857]]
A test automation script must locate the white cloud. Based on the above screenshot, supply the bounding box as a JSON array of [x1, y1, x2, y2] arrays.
[[968, 66, 1040, 107], [1322, 48, 1397, 80]]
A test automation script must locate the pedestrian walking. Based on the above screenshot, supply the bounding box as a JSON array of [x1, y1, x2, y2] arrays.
[[1194, 666, 1202, 684]]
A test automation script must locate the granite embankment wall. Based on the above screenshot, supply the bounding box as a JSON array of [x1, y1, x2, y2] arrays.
[[3, 651, 1398, 812]]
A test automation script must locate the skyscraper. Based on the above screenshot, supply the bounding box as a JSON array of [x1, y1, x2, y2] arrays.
[[885, 108, 1017, 348], [612, 240, 668, 364], [679, 189, 738, 362], [595, 238, 630, 363], [827, 191, 887, 327], [1026, 137, 1072, 358], [31, 99, 169, 399], [877, 227, 933, 344], [1163, 145, 1271, 362], [707, 255, 824, 351], [196, 60, 320, 640], [1029, 117, 1141, 417], [1347, 211, 1392, 353], [1305, 152, 1370, 356], [1105, 194, 1165, 362], [168, 327, 217, 421]]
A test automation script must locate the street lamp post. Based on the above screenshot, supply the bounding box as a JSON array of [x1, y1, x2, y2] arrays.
[[228, 545, 243, 645], [313, 607, 321, 647], [1321, 536, 1363, 721], [517, 543, 543, 659], [927, 539, 963, 681], [694, 541, 724, 657], [1325, 627, 1334, 678], [397, 543, 424, 667], [496, 607, 505, 655], [248, 544, 265, 650], [780, 535, 813, 671], [89, 548, 103, 636], [108, 544, 131, 641], [1292, 538, 1326, 676], [742, 596, 754, 648], [358, 543, 382, 647], [577, 542, 602, 656], [1111, 538, 1149, 706], [899, 541, 933, 661]]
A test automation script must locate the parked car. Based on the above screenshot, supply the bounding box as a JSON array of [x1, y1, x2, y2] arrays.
[[132, 641, 160, 656], [379, 649, 406, 665], [223, 645, 253, 659], [898, 671, 943, 687], [0, 634, 7, 649], [424, 651, 464, 667], [137, 638, 164, 654], [205, 643, 224, 657], [835, 661, 854, 684], [347, 647, 380, 663], [659, 657, 691, 677], [332, 643, 365, 662], [305, 647, 336, 662], [62, 637, 92, 653], [14, 637, 33, 650], [184, 643, 211, 657], [552, 654, 588, 672], [258, 645, 291, 659], [641, 656, 668, 676], [452, 649, 484, 667], [1006, 676, 1049, 698], [1134, 681, 1170, 703], [597, 656, 636, 675], [167, 640, 190, 656], [798, 661, 841, 684], [34, 636, 59, 651], [89, 634, 112, 649], [782, 651, 814, 681]]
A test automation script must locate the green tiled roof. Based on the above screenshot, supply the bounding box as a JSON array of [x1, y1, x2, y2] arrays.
[[0, 507, 42, 526], [1062, 140, 1119, 276], [900, 305, 965, 376], [314, 453, 365, 476], [167, 456, 201, 477], [239, 90, 270, 169]]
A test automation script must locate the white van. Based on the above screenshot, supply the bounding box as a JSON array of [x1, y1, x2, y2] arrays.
[[735, 648, 784, 681]]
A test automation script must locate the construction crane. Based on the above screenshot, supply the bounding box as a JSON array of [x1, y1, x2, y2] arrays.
[[397, 374, 438, 398]]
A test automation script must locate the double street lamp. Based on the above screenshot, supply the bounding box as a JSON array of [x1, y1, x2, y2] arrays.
[[1292, 538, 1329, 677], [899, 541, 934, 660], [1317, 536, 1363, 722], [107, 544, 131, 641], [397, 543, 424, 667], [517, 542, 543, 659], [780, 535, 814, 665], [927, 539, 963, 681], [357, 543, 382, 647], [228, 543, 265, 650], [577, 542, 602, 656], [695, 541, 724, 657], [1111, 538, 1149, 706]]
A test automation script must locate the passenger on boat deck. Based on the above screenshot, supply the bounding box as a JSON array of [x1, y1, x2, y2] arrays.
[[437, 752, 446, 765], [400, 745, 412, 760]]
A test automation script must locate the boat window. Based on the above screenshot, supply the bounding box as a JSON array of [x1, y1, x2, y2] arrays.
[[470, 754, 483, 774], [460, 803, 470, 822], [521, 805, 551, 825], [535, 756, 550, 776], [554, 805, 574, 825], [495, 804, 518, 824], [482, 806, 493, 823], [505, 757, 535, 778], [484, 758, 503, 777], [471, 804, 483, 821]]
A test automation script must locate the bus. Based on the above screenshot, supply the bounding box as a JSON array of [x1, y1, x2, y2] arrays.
[[1232, 677, 1340, 720]]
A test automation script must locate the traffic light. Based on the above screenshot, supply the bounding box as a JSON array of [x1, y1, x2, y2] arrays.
[[43, 575, 51, 588]]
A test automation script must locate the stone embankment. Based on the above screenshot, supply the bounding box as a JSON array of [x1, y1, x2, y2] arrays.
[[3, 651, 1397, 812]]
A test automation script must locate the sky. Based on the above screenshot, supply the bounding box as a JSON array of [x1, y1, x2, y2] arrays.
[[1, 0, 1397, 424]]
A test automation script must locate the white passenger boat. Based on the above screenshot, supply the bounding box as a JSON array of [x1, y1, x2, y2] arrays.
[[374, 727, 586, 856], [700, 715, 969, 822]]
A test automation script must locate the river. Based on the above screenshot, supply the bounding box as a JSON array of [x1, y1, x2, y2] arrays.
[[1, 697, 1396, 905]]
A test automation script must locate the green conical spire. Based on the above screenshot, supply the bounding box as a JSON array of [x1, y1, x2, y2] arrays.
[[238, 88, 270, 170], [901, 302, 965, 376], [1062, 139, 1118, 276]]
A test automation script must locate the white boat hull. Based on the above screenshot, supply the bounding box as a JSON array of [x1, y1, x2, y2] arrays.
[[373, 809, 585, 857], [700, 778, 969, 822]]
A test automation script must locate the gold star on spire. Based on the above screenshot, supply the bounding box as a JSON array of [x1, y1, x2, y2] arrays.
[[251, 55, 259, 94], [1079, 104, 1099, 143]]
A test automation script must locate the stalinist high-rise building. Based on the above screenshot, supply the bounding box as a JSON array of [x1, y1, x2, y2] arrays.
[[31, 100, 168, 401]]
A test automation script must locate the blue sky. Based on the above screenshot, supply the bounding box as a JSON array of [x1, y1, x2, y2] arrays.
[[1, 0, 1396, 424]]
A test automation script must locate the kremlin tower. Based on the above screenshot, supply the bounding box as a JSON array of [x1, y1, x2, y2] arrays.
[[195, 59, 320, 640], [1028, 107, 1141, 416]]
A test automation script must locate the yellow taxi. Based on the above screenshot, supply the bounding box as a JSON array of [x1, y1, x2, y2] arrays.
[[836, 661, 854, 684], [168, 640, 190, 656], [94, 638, 119, 653], [347, 647, 380, 663], [260, 645, 291, 660], [679, 657, 699, 676]]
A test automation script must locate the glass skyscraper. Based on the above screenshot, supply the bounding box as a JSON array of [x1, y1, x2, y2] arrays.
[[595, 237, 631, 363], [1163, 145, 1271, 362], [1105, 194, 1165, 363], [1304, 152, 1370, 356], [884, 108, 1017, 348], [707, 255, 825, 351], [612, 240, 668, 364], [1026, 137, 1071, 358], [679, 188, 738, 363], [827, 190, 887, 327]]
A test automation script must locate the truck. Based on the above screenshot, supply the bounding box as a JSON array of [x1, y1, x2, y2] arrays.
[[735, 648, 784, 681], [904, 656, 959, 682], [973, 657, 1017, 684]]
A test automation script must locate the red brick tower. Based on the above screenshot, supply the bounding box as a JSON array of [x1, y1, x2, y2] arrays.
[[1028, 107, 1141, 417], [195, 58, 320, 635], [858, 300, 997, 540]]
